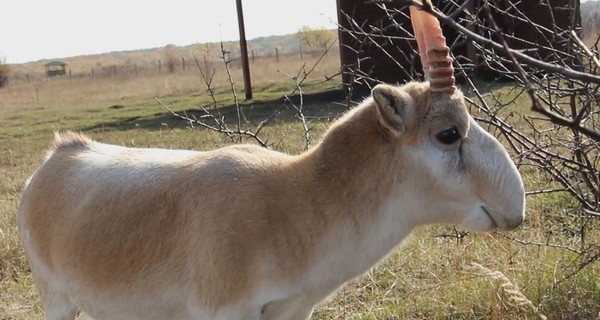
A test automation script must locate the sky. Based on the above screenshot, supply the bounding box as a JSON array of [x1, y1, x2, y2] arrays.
[[3, 0, 595, 64], [1, 0, 338, 64]]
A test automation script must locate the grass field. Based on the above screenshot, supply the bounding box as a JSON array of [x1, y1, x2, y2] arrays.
[[0, 50, 599, 320]]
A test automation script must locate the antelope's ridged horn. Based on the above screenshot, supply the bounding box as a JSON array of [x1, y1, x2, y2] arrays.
[[409, 2, 455, 94]]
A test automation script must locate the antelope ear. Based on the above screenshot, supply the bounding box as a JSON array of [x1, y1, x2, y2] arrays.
[[372, 84, 413, 137]]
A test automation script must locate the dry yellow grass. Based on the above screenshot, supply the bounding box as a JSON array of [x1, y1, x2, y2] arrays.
[[1, 47, 340, 111]]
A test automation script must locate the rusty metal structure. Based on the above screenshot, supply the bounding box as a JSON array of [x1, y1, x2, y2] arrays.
[[336, 0, 579, 87]]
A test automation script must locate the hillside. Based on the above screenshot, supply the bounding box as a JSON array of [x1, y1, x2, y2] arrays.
[[8, 33, 314, 82]]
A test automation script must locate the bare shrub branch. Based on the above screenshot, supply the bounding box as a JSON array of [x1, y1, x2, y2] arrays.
[[339, 0, 599, 282]]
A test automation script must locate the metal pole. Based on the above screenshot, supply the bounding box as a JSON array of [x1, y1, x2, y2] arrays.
[[236, 0, 252, 100]]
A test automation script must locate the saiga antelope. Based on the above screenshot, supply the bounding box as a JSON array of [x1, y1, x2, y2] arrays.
[[18, 3, 525, 320]]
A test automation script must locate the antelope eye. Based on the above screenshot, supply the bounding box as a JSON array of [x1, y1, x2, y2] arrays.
[[436, 126, 461, 145]]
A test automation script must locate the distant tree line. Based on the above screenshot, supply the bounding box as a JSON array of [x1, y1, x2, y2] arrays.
[[296, 26, 337, 49]]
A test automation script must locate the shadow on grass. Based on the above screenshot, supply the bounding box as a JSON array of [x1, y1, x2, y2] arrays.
[[80, 89, 351, 133]]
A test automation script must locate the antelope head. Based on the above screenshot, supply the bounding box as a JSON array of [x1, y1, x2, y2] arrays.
[[370, 1, 526, 231]]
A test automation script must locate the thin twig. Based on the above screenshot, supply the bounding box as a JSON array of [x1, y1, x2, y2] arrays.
[[570, 30, 600, 70], [493, 231, 581, 255], [154, 98, 268, 147], [220, 42, 244, 143]]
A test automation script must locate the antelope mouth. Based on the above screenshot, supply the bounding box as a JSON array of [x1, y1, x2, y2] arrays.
[[481, 206, 499, 230], [481, 205, 524, 231]]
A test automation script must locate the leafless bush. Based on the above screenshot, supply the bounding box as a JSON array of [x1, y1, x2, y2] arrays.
[[157, 40, 340, 150], [338, 0, 598, 277]]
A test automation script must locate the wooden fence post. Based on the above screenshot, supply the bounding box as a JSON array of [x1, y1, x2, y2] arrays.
[[236, 0, 253, 100], [275, 47, 279, 63], [159, 60, 162, 73]]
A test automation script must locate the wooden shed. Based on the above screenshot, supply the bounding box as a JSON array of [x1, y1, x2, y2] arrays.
[[336, 0, 579, 87], [44, 61, 68, 77]]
